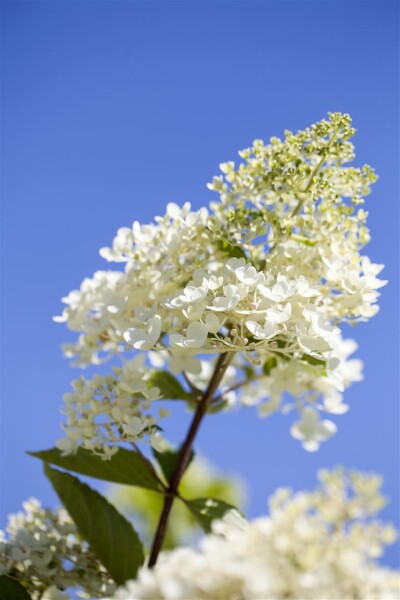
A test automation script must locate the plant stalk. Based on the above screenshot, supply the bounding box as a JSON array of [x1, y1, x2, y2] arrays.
[[148, 352, 232, 567]]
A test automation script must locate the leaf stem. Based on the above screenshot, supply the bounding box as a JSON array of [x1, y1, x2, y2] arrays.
[[131, 442, 167, 491], [182, 371, 201, 400], [211, 374, 262, 405], [147, 352, 233, 567]]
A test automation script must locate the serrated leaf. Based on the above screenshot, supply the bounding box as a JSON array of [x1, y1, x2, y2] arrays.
[[29, 447, 163, 492], [147, 371, 192, 401], [153, 447, 195, 483], [0, 576, 31, 600], [185, 497, 239, 533], [44, 464, 144, 584]]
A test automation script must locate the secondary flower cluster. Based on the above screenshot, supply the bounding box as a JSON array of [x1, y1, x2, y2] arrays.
[[0, 498, 115, 599], [56, 356, 167, 459], [111, 469, 399, 600], [237, 335, 363, 451], [54, 113, 386, 454]]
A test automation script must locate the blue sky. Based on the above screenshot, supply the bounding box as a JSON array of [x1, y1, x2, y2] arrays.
[[1, 1, 399, 567]]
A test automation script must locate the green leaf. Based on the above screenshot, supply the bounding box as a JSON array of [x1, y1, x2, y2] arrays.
[[185, 497, 240, 533], [207, 399, 229, 414], [243, 365, 256, 380], [300, 354, 326, 367], [29, 447, 163, 492], [153, 447, 195, 483], [263, 356, 277, 376], [147, 371, 192, 401], [44, 464, 144, 585], [216, 239, 247, 259], [0, 576, 31, 600]]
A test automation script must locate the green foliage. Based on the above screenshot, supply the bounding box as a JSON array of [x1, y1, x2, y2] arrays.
[[153, 447, 194, 483], [215, 239, 247, 260], [263, 356, 278, 375], [0, 577, 31, 600], [30, 448, 163, 491], [110, 457, 245, 550], [44, 464, 145, 585], [299, 354, 327, 367], [185, 497, 240, 533], [207, 399, 229, 414], [147, 371, 193, 401]]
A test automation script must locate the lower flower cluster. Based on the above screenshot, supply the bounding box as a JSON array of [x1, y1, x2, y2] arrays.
[[111, 469, 399, 600], [55, 355, 167, 459], [0, 498, 115, 599]]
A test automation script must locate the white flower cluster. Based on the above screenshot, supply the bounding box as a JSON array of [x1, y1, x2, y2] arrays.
[[54, 113, 386, 453], [111, 469, 399, 600], [238, 336, 363, 451], [0, 498, 115, 599], [209, 114, 382, 302], [55, 203, 212, 367], [56, 356, 167, 459]]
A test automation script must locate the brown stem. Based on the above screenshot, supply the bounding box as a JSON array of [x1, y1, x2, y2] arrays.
[[148, 353, 232, 567]]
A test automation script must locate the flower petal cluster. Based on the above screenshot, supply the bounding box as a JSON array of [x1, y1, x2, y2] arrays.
[[110, 469, 399, 600], [56, 356, 166, 459], [165, 259, 334, 359], [55, 203, 212, 366], [208, 113, 386, 324], [54, 113, 386, 453], [56, 115, 385, 366], [238, 335, 363, 450], [0, 498, 115, 599]]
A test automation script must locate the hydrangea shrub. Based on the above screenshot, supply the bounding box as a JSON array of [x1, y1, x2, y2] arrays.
[[1, 114, 397, 599]]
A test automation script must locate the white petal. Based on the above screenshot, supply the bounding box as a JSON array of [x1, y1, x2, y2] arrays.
[[185, 322, 208, 348], [166, 202, 182, 219], [263, 320, 278, 339], [148, 315, 162, 344], [205, 313, 220, 333], [150, 431, 168, 452], [124, 329, 149, 350], [123, 417, 145, 436], [246, 320, 265, 338], [303, 440, 320, 452], [299, 335, 332, 354], [318, 419, 337, 440], [290, 422, 303, 440], [55, 438, 75, 455], [169, 333, 186, 348]]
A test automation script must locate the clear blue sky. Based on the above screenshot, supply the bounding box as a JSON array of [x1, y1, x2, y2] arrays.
[[1, 1, 399, 567]]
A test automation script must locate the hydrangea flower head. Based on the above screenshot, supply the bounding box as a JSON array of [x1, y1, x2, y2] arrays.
[[54, 113, 386, 455]]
